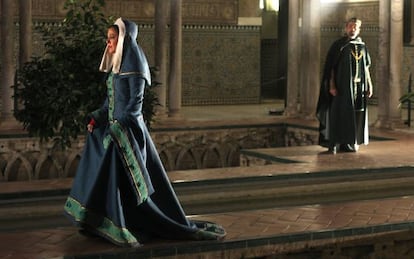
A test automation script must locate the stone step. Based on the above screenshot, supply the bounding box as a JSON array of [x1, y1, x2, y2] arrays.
[[176, 166, 414, 213], [1, 166, 414, 231]]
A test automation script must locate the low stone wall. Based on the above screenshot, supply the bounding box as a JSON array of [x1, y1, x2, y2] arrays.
[[0, 124, 319, 182], [0, 137, 83, 181]]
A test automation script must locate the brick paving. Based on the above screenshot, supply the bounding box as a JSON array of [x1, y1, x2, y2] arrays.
[[2, 195, 414, 258], [1, 104, 414, 258]]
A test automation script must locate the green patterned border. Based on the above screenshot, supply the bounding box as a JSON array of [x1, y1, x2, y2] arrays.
[[107, 72, 115, 122], [110, 121, 149, 204], [64, 196, 138, 245]]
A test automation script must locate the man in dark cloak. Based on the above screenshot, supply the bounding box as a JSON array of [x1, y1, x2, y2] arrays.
[[316, 17, 373, 154]]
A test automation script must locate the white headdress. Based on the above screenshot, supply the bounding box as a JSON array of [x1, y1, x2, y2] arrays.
[[99, 18, 125, 74]]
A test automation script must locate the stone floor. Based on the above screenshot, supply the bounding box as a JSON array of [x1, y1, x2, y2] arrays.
[[1, 102, 414, 258]]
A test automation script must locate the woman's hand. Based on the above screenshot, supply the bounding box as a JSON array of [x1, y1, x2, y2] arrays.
[[87, 123, 94, 133], [329, 88, 337, 96], [87, 118, 96, 133]]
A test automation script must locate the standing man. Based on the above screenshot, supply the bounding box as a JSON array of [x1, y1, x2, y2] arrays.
[[316, 17, 373, 154]]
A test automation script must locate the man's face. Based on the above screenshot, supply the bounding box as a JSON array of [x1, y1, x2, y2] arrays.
[[345, 21, 361, 39]]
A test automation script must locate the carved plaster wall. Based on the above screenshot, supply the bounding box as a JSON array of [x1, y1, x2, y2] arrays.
[[0, 125, 318, 182], [15, 0, 239, 25], [27, 0, 261, 105]]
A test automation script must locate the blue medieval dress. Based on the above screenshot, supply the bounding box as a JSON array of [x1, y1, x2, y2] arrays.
[[316, 35, 373, 152], [64, 18, 226, 247]]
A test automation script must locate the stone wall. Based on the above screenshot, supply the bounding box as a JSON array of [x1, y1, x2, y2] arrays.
[[14, 0, 262, 106], [8, 1, 414, 106], [6, 1, 414, 107], [11, 0, 240, 25], [181, 25, 261, 105], [108, 23, 261, 105], [30, 22, 261, 105]]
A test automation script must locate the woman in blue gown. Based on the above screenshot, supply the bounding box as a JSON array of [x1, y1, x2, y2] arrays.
[[64, 18, 226, 247]]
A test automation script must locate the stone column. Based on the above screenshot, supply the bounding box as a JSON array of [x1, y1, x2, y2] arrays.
[[374, 0, 404, 129], [375, 0, 389, 128], [0, 0, 18, 130], [168, 0, 182, 118], [154, 0, 168, 117], [299, 0, 320, 119], [19, 0, 32, 68], [284, 0, 299, 116], [388, 0, 404, 124]]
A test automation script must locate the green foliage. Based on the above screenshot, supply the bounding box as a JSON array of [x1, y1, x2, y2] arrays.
[[145, 67, 161, 129], [399, 74, 414, 107], [399, 92, 414, 106], [13, 0, 158, 148]]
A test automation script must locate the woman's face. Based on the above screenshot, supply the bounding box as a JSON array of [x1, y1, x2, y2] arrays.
[[106, 27, 118, 55]]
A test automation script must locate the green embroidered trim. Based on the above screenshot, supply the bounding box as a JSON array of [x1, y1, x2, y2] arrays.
[[110, 121, 148, 204], [64, 196, 138, 245], [107, 72, 114, 122], [103, 134, 112, 149]]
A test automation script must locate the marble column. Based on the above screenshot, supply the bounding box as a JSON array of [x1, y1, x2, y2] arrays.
[[0, 0, 18, 130], [284, 0, 299, 116], [299, 0, 320, 119], [374, 0, 404, 129], [168, 0, 182, 118], [154, 0, 168, 117], [19, 0, 32, 68]]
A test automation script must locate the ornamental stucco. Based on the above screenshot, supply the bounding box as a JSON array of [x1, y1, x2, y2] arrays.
[[0, 125, 318, 182]]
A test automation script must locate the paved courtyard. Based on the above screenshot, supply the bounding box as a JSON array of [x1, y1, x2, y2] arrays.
[[1, 103, 414, 258]]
